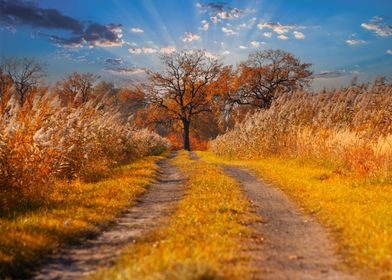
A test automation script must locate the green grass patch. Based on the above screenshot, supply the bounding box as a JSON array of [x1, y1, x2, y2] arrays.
[[198, 151, 392, 279], [0, 156, 162, 279], [91, 151, 260, 280]]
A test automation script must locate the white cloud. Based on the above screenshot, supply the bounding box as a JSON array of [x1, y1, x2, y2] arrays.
[[105, 67, 146, 76], [293, 31, 305, 39], [201, 20, 210, 31], [182, 32, 200, 42], [222, 26, 237, 36], [160, 46, 176, 54], [143, 47, 157, 54], [258, 22, 296, 34], [238, 23, 247, 29], [239, 45, 248, 49], [128, 47, 142, 54], [263, 32, 272, 38], [313, 70, 352, 80], [205, 51, 218, 60], [361, 17, 392, 37], [251, 41, 265, 47], [197, 3, 250, 24], [211, 16, 219, 24], [387, 49, 392, 55], [277, 34, 289, 40], [346, 39, 366, 45], [222, 50, 230, 55], [130, 27, 144, 33]]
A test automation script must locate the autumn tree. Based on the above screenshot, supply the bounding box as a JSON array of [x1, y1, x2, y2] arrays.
[[0, 57, 46, 105], [230, 49, 312, 109], [147, 50, 221, 151], [59, 72, 99, 105]]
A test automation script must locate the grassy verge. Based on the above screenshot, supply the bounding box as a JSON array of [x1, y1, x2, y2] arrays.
[[0, 156, 163, 279], [91, 151, 260, 280], [198, 151, 392, 279]]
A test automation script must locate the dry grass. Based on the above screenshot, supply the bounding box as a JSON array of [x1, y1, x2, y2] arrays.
[[0, 155, 162, 279], [0, 90, 170, 214], [90, 151, 260, 280], [198, 151, 392, 279], [210, 83, 392, 177]]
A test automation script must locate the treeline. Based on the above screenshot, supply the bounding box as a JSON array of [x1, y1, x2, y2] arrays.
[[0, 49, 315, 152], [1, 49, 390, 212]]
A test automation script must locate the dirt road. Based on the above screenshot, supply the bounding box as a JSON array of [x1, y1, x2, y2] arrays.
[[224, 166, 357, 280], [32, 154, 184, 280]]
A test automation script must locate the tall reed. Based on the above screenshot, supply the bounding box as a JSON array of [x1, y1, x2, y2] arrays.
[[210, 82, 392, 176]]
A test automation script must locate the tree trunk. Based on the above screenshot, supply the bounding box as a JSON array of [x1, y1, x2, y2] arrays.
[[182, 120, 191, 151]]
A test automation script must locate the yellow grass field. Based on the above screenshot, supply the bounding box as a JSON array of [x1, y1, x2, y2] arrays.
[[198, 151, 392, 279]]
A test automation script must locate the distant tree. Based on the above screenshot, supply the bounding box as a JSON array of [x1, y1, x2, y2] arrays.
[[0, 68, 13, 100], [0, 57, 46, 105], [147, 50, 221, 150], [230, 49, 312, 108], [117, 87, 146, 116], [60, 72, 99, 105]]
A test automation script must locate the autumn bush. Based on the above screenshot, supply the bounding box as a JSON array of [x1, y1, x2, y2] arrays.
[[0, 90, 169, 214], [210, 82, 392, 176]]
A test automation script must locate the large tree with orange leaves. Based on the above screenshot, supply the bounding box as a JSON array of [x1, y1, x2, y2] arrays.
[[147, 50, 222, 151], [230, 49, 312, 109]]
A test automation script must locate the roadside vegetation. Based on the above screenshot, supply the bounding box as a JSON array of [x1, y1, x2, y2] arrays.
[[0, 59, 170, 278], [207, 80, 392, 278], [0, 156, 162, 278], [91, 151, 260, 280], [199, 151, 392, 278]]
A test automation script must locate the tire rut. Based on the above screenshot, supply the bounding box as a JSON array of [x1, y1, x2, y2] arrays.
[[31, 153, 184, 280], [223, 166, 358, 280]]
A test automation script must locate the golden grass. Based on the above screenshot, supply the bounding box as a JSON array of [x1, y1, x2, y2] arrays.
[[198, 151, 392, 279], [0, 156, 162, 279], [209, 84, 392, 177], [91, 151, 260, 280]]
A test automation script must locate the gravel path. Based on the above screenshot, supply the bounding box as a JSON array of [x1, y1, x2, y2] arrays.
[[31, 153, 184, 280], [224, 166, 358, 280]]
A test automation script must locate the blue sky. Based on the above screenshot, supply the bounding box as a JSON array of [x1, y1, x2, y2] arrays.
[[1, 0, 391, 88]]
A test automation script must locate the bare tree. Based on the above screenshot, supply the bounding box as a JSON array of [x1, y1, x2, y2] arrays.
[[230, 49, 312, 108], [147, 50, 221, 151], [0, 57, 46, 104]]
